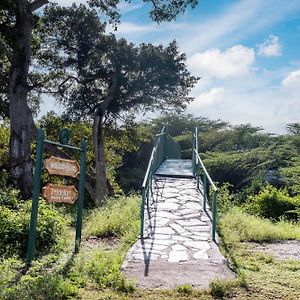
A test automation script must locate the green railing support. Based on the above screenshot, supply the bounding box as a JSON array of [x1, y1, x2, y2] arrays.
[[27, 128, 45, 265], [140, 125, 181, 239], [203, 175, 207, 211], [140, 188, 146, 238], [193, 129, 217, 243], [212, 190, 217, 241], [75, 138, 88, 253]]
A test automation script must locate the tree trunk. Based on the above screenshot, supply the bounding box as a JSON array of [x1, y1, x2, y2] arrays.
[[93, 112, 108, 205], [9, 1, 34, 199]]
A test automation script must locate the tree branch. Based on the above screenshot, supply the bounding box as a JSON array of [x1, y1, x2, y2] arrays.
[[30, 0, 49, 12]]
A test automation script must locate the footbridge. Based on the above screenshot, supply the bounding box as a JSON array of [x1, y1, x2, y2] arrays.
[[123, 126, 234, 288]]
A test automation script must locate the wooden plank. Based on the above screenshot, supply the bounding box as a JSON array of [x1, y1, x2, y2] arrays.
[[44, 156, 80, 178], [42, 184, 78, 204]]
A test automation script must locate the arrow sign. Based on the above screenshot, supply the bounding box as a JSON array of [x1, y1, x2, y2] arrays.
[[42, 184, 78, 204], [44, 156, 80, 178]]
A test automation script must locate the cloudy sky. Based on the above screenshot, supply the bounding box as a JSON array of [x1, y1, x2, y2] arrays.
[[47, 0, 300, 133]]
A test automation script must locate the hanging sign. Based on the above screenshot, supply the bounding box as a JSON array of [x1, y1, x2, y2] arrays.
[[42, 183, 78, 204], [44, 156, 80, 178]]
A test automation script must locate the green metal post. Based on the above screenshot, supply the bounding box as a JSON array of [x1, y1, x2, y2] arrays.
[[140, 188, 146, 238], [203, 175, 207, 211], [75, 138, 87, 253], [212, 191, 217, 242], [197, 173, 199, 190], [27, 128, 45, 265]]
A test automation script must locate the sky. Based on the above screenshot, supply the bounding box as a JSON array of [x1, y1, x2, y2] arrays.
[[45, 0, 300, 133]]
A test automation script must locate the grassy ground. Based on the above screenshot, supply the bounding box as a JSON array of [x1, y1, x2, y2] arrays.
[[0, 197, 299, 299]]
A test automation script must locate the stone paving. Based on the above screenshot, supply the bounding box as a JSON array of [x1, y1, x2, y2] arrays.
[[122, 177, 235, 288]]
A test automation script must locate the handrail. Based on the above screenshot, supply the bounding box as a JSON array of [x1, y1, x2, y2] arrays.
[[193, 128, 218, 242], [140, 126, 167, 238], [142, 147, 155, 189], [194, 149, 217, 191]]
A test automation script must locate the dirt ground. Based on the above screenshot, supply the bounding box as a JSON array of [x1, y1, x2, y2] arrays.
[[249, 240, 300, 260]]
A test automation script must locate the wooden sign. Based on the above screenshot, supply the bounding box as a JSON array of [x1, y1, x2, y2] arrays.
[[44, 156, 80, 178], [42, 184, 78, 204]]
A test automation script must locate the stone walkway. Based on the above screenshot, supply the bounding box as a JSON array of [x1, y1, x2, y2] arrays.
[[122, 177, 234, 289]]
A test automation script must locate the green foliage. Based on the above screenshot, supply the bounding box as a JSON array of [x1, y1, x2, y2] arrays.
[[0, 190, 69, 258], [2, 273, 79, 300], [0, 120, 10, 169], [244, 185, 300, 221], [215, 183, 235, 213], [176, 284, 193, 295], [210, 279, 236, 299], [84, 195, 140, 243], [203, 149, 273, 189], [219, 208, 300, 244], [88, 248, 135, 292]]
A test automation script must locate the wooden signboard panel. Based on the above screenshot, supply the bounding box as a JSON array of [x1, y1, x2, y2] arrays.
[[42, 184, 78, 204], [44, 156, 80, 178]]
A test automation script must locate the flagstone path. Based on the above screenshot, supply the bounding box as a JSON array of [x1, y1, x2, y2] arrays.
[[122, 177, 235, 289]]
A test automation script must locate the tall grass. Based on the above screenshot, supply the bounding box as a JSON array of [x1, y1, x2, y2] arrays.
[[219, 207, 300, 245], [84, 195, 140, 245]]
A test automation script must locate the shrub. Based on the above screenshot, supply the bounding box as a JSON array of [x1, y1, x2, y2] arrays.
[[245, 185, 300, 221], [0, 190, 69, 258], [210, 279, 234, 298], [176, 284, 193, 295]]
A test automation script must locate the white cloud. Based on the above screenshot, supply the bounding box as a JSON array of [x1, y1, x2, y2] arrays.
[[282, 69, 300, 89], [53, 0, 87, 6], [188, 45, 255, 79], [107, 22, 156, 34], [258, 35, 282, 57], [191, 87, 225, 109]]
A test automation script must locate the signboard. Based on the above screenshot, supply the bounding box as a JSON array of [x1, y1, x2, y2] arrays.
[[44, 156, 80, 178], [27, 128, 87, 265], [42, 183, 78, 204]]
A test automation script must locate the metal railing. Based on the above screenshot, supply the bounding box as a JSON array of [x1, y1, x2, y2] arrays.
[[193, 128, 218, 242], [140, 126, 181, 238]]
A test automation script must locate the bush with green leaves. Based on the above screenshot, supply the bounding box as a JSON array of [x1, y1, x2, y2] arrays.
[[244, 185, 300, 221], [0, 189, 69, 258]]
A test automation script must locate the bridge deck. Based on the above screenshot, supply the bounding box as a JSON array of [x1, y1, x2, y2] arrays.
[[123, 177, 234, 288], [154, 159, 194, 178]]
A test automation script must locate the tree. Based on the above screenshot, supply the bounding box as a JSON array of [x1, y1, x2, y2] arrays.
[[1, 0, 198, 199], [39, 4, 198, 204], [287, 123, 300, 135]]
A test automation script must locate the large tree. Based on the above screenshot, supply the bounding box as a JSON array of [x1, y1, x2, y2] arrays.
[[39, 4, 198, 204], [0, 0, 198, 199]]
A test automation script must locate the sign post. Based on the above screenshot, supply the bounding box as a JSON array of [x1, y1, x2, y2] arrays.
[[27, 128, 87, 265], [27, 129, 44, 265]]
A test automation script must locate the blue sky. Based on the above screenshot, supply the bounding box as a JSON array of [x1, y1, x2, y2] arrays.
[[48, 0, 300, 133]]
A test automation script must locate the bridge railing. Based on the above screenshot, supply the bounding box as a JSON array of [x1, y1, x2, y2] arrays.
[[140, 125, 182, 238], [140, 126, 166, 238], [193, 128, 218, 242]]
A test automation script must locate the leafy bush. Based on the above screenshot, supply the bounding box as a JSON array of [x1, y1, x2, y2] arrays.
[[244, 185, 300, 221], [0, 190, 69, 258], [0, 121, 10, 170]]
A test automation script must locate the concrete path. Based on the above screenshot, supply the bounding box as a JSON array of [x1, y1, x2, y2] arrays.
[[122, 177, 234, 289]]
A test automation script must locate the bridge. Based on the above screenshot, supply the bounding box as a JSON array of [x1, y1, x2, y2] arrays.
[[123, 126, 234, 288]]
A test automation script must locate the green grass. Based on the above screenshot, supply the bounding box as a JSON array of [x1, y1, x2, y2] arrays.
[[1, 195, 300, 299], [83, 195, 140, 245], [219, 207, 300, 245], [214, 207, 300, 299], [0, 195, 141, 299]]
